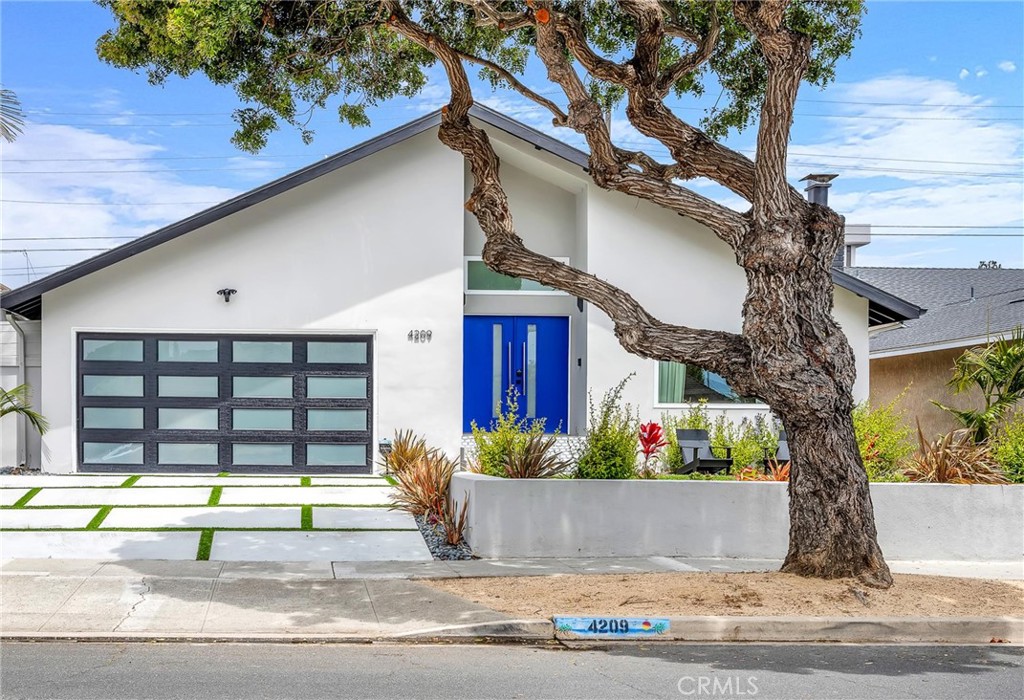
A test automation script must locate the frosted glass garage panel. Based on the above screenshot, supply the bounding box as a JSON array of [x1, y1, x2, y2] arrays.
[[307, 409, 366, 431], [158, 443, 219, 466], [158, 340, 218, 362], [233, 409, 292, 431], [307, 377, 366, 399], [159, 408, 219, 430], [158, 376, 219, 398], [307, 444, 366, 466], [233, 376, 292, 398], [83, 407, 144, 430], [83, 375, 144, 397], [83, 442, 144, 465], [307, 342, 366, 364], [83, 339, 143, 362], [233, 444, 293, 466], [233, 341, 292, 363]]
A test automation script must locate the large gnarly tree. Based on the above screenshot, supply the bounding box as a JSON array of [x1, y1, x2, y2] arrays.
[[98, 0, 891, 587]]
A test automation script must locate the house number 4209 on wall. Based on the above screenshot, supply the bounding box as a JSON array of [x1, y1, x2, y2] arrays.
[[408, 330, 432, 343]]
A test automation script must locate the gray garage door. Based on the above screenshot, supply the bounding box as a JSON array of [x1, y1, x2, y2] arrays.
[[77, 333, 373, 473]]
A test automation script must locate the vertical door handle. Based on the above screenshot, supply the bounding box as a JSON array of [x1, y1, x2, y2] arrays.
[[507, 341, 512, 390], [521, 341, 527, 399]]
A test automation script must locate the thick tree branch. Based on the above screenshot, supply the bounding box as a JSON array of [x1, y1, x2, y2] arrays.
[[383, 1, 754, 387], [733, 0, 810, 225]]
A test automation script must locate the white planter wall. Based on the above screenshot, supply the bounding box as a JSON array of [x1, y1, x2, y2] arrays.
[[452, 474, 1024, 562]]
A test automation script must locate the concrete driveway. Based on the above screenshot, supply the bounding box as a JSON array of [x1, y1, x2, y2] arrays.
[[0, 474, 431, 562]]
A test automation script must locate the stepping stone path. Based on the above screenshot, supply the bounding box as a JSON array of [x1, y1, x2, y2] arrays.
[[0, 474, 429, 562]]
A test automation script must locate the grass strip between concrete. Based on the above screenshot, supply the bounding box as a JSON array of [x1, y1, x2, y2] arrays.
[[207, 486, 223, 506], [119, 476, 141, 488], [300, 477, 312, 487], [196, 529, 214, 560], [85, 506, 113, 530], [10, 488, 41, 508], [301, 505, 313, 530]]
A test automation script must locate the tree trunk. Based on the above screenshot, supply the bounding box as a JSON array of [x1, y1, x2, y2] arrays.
[[779, 411, 892, 588]]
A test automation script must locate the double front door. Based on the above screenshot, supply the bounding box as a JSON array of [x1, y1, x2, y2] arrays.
[[463, 316, 569, 433]]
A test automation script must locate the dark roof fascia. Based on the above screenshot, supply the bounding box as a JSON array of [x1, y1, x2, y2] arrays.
[[831, 268, 922, 323], [468, 104, 590, 170], [1, 110, 445, 317]]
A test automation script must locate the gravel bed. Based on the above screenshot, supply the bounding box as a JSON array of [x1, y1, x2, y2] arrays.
[[414, 514, 474, 560]]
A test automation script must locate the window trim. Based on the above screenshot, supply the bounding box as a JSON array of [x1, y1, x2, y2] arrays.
[[463, 256, 570, 296]]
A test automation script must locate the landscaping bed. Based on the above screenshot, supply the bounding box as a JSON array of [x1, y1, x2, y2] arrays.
[[426, 572, 1024, 619]]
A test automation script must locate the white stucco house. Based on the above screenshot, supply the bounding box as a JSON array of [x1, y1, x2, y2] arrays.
[[0, 106, 919, 474]]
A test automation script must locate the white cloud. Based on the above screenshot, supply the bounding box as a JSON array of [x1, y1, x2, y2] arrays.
[[791, 75, 1023, 267], [958, 68, 970, 80], [976, 69, 988, 78], [998, 60, 1017, 73], [1, 124, 239, 288]]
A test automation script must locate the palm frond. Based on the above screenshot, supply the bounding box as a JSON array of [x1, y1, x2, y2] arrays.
[[0, 384, 48, 435]]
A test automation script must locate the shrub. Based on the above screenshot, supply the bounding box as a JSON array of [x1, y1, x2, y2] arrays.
[[661, 401, 711, 472], [502, 432, 572, 479], [470, 387, 547, 477], [575, 376, 639, 479], [852, 394, 914, 480], [736, 460, 790, 481], [381, 429, 433, 475], [389, 450, 468, 546], [903, 422, 1008, 484], [711, 414, 779, 470], [992, 411, 1024, 483]]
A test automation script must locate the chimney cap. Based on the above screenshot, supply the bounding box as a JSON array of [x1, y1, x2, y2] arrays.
[[800, 173, 839, 185]]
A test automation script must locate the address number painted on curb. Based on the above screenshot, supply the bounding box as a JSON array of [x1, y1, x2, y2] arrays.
[[554, 616, 670, 638]]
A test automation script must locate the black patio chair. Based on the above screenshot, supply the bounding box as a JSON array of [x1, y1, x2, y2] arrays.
[[672, 429, 733, 475], [763, 430, 790, 471]]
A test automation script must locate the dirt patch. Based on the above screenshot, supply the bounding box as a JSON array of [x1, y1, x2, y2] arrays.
[[425, 572, 1024, 618]]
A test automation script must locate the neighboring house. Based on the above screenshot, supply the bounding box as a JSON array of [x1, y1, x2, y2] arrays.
[[846, 266, 1024, 438], [0, 106, 917, 474], [1, 284, 43, 468]]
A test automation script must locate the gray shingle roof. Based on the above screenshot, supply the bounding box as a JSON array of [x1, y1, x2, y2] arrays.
[[846, 267, 1024, 353]]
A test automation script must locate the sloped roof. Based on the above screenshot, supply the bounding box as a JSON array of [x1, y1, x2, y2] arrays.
[[1, 105, 917, 326], [846, 267, 1024, 354]]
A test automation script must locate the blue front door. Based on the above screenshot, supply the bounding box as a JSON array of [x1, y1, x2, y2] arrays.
[[463, 316, 569, 433]]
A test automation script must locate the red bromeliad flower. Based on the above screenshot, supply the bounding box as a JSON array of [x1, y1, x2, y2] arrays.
[[639, 421, 668, 459]]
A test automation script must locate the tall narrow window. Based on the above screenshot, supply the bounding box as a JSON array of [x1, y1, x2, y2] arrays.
[[491, 324, 503, 417], [526, 324, 537, 417]]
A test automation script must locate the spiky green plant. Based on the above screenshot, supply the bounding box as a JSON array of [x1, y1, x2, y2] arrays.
[[935, 327, 1024, 442], [904, 421, 1008, 484], [501, 432, 571, 479], [0, 385, 48, 435]]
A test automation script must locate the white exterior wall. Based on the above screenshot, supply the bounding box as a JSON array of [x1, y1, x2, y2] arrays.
[[585, 186, 871, 421], [1, 318, 42, 467], [38, 132, 464, 473]]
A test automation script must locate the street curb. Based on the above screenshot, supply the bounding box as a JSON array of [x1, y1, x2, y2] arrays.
[[553, 616, 1024, 645], [3, 617, 1021, 645]]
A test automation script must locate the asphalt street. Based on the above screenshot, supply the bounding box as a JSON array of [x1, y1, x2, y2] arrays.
[[1, 642, 1021, 700]]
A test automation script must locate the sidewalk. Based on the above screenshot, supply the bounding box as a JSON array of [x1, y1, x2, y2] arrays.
[[2, 558, 1021, 644]]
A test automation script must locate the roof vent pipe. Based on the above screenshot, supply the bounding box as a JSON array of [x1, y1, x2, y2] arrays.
[[799, 173, 839, 206]]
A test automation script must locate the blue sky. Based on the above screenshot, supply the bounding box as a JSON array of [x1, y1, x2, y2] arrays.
[[2, 1, 1022, 288]]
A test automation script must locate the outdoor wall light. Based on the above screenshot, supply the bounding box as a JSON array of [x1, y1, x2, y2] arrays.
[[378, 438, 393, 474], [217, 288, 237, 303]]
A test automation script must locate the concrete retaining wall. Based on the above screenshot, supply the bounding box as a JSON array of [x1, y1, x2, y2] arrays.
[[450, 474, 1024, 562]]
